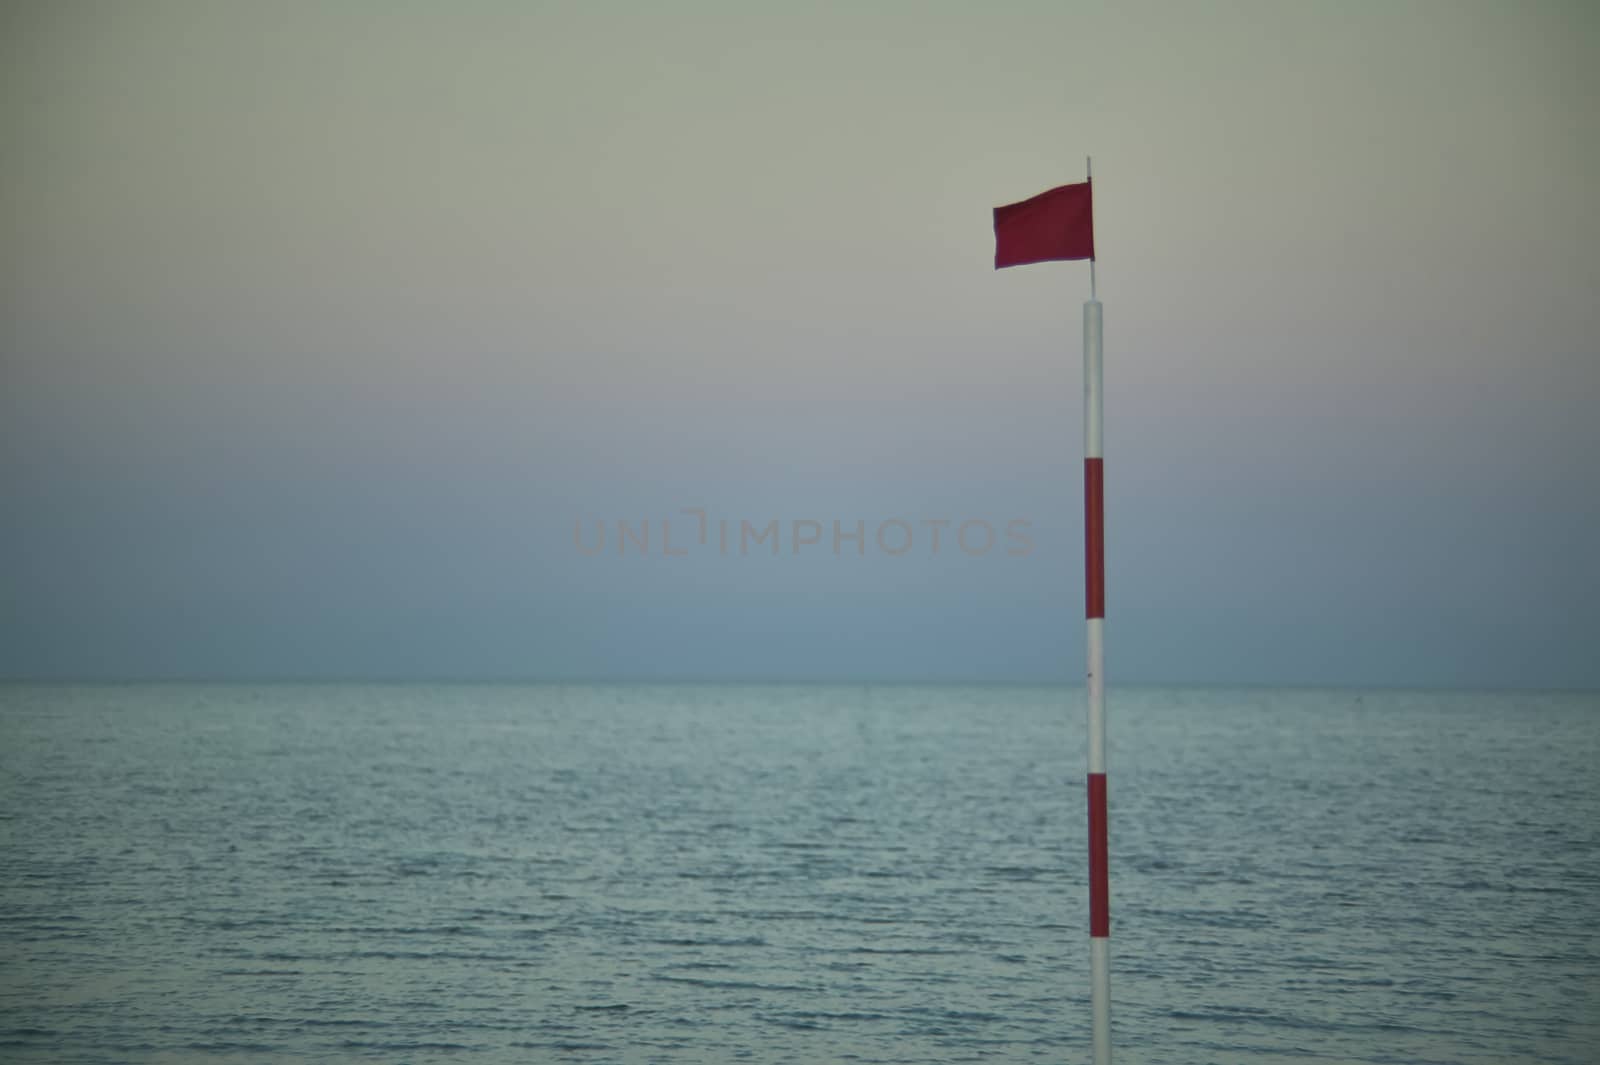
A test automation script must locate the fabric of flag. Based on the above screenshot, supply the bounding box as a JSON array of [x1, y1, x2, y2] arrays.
[[993, 181, 1095, 269]]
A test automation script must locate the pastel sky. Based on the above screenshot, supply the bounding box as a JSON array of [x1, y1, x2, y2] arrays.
[[3, 1, 1596, 686]]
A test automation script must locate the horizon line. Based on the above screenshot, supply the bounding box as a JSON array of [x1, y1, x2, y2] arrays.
[[0, 675, 1594, 696]]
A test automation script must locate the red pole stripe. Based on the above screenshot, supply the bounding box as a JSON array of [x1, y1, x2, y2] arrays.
[[1085, 458, 1105, 620], [1088, 772, 1110, 937]]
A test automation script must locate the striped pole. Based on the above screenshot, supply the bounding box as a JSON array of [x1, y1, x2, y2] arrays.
[[1084, 275, 1111, 1058]]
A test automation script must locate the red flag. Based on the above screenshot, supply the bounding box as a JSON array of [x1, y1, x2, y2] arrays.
[[993, 181, 1095, 269]]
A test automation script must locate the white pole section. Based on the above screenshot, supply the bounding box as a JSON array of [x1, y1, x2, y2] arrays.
[[1083, 296, 1110, 1065]]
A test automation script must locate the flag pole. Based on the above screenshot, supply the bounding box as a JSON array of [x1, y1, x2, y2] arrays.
[[1087, 157, 1098, 301], [991, 163, 1108, 1060], [1083, 154, 1111, 1065]]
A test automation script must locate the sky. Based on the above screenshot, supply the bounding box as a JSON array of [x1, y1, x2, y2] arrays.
[[2, 1, 1596, 687]]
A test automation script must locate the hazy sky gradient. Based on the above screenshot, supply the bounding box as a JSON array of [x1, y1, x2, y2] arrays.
[[3, 1, 1597, 686]]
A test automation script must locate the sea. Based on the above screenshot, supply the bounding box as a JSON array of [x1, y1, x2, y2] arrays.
[[1, 683, 1596, 1064]]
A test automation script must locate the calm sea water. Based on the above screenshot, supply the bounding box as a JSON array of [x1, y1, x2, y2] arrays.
[[1, 684, 1596, 1064]]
